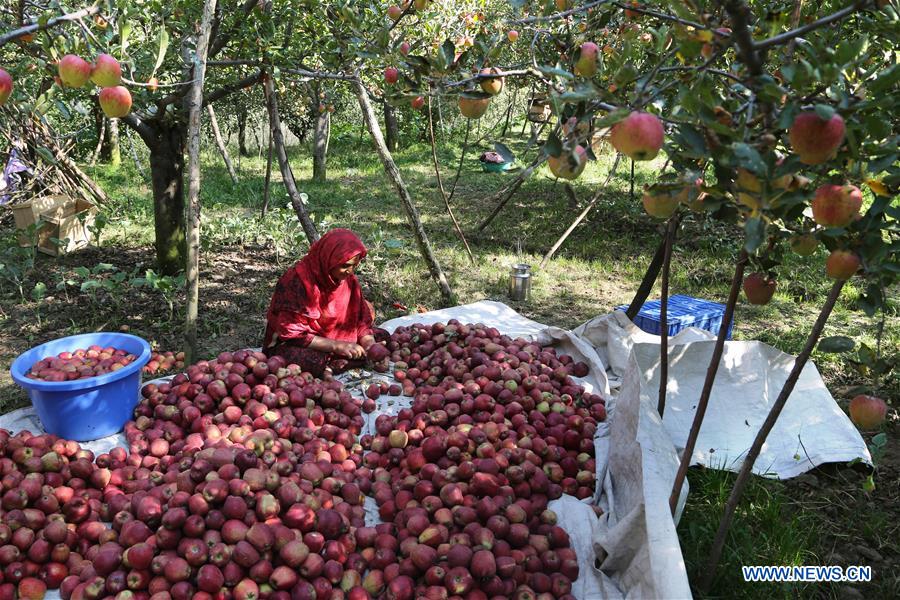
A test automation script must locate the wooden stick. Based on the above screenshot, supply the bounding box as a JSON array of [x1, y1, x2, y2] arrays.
[[207, 105, 237, 184], [539, 154, 620, 268], [700, 279, 845, 591], [668, 249, 748, 515], [427, 95, 475, 265], [657, 217, 678, 417], [354, 79, 454, 304], [184, 0, 218, 363]]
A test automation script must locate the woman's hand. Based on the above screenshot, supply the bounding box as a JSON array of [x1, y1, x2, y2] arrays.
[[333, 341, 366, 360]]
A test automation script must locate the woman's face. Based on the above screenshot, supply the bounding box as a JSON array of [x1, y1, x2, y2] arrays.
[[330, 254, 361, 282]]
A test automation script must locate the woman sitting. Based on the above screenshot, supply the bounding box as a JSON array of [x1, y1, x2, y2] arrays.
[[263, 229, 383, 377]]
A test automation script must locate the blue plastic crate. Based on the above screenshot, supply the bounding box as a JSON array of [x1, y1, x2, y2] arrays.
[[615, 295, 734, 339]]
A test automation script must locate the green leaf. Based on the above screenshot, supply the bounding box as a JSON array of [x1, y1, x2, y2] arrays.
[[732, 143, 767, 175], [152, 25, 169, 75], [869, 63, 900, 95], [593, 108, 631, 129], [35, 147, 57, 165], [440, 39, 455, 69], [743, 217, 765, 253], [31, 282, 47, 302], [120, 21, 132, 56], [536, 64, 574, 80], [74, 266, 90, 278], [383, 239, 404, 249], [817, 335, 855, 353], [872, 432, 887, 448], [814, 104, 835, 121], [543, 132, 562, 158], [80, 280, 101, 292]]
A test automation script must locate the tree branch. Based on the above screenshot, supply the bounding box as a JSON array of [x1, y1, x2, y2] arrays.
[[119, 113, 159, 149], [723, 0, 764, 77], [208, 0, 258, 59], [281, 67, 358, 81], [509, 0, 611, 25], [754, 0, 869, 51], [202, 70, 263, 106], [0, 4, 100, 46]]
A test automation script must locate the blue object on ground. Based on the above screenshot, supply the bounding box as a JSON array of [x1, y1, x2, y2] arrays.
[[615, 295, 734, 339], [10, 333, 152, 441]]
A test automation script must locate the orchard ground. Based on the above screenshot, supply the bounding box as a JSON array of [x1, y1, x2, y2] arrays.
[[0, 127, 897, 599]]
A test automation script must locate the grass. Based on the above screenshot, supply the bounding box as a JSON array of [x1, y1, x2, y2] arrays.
[[1, 117, 897, 598]]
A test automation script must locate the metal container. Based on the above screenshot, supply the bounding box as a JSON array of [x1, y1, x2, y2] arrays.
[[509, 263, 532, 301]]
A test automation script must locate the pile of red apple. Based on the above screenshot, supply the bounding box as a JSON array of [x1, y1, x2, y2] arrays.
[[3, 319, 605, 599], [26, 347, 138, 382], [142, 351, 186, 377]]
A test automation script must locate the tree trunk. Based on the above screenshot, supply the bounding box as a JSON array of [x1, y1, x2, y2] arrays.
[[237, 105, 250, 157], [207, 105, 237, 183], [263, 75, 320, 244], [107, 118, 121, 167], [90, 109, 106, 167], [148, 122, 188, 276], [184, 0, 217, 363], [354, 79, 453, 304], [312, 108, 330, 183], [384, 102, 399, 152]]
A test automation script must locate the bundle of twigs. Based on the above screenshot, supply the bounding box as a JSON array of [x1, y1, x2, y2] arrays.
[[0, 109, 107, 214]]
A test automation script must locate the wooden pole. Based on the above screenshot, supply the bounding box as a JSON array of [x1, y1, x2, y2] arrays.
[[657, 217, 678, 417], [669, 249, 748, 515], [427, 95, 475, 265], [184, 0, 218, 363], [261, 128, 274, 218], [540, 154, 620, 267], [263, 75, 320, 243], [700, 279, 845, 591], [207, 105, 238, 184], [354, 79, 454, 304]]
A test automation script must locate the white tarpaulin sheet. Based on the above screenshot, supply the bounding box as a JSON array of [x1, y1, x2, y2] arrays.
[[576, 311, 871, 479]]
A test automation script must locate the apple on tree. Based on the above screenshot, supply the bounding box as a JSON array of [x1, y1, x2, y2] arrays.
[[811, 184, 862, 228], [507, 30, 519, 42], [479, 68, 503, 96], [387, 5, 403, 21], [58, 54, 92, 88], [384, 67, 399, 85], [742, 272, 777, 305], [0, 68, 12, 105], [411, 96, 425, 110], [824, 249, 861, 280], [610, 111, 665, 161], [458, 95, 490, 119], [574, 42, 599, 77], [548, 146, 587, 180], [91, 54, 122, 88], [99, 86, 132, 118], [789, 111, 845, 165]]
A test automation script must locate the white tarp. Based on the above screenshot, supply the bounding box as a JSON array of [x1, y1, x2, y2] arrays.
[[576, 311, 872, 479]]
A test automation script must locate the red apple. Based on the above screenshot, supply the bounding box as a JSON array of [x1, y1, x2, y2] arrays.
[[548, 146, 587, 180], [742, 273, 776, 305], [479, 68, 503, 96], [811, 184, 862, 228], [91, 54, 122, 87], [824, 249, 860, 280], [458, 96, 490, 119], [99, 86, 132, 118], [387, 5, 403, 21], [610, 111, 665, 161], [411, 96, 425, 110], [848, 395, 888, 430], [399, 42, 410, 55], [147, 77, 159, 92], [58, 55, 92, 88], [789, 112, 845, 165], [384, 67, 399, 85], [507, 30, 519, 42], [0, 69, 12, 105], [574, 42, 599, 77]]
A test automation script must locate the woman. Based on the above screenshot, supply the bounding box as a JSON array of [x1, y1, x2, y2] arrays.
[[263, 229, 381, 377]]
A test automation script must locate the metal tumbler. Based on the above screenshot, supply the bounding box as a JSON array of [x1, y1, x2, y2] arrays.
[[509, 263, 532, 301]]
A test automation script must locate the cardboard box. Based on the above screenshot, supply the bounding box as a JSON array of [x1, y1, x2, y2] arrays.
[[35, 198, 97, 256], [10, 195, 70, 246]]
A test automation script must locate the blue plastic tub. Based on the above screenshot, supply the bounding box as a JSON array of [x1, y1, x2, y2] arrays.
[[616, 295, 734, 339], [9, 333, 152, 441]]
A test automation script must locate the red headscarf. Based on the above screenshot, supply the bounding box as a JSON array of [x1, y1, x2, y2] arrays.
[[264, 229, 373, 349]]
